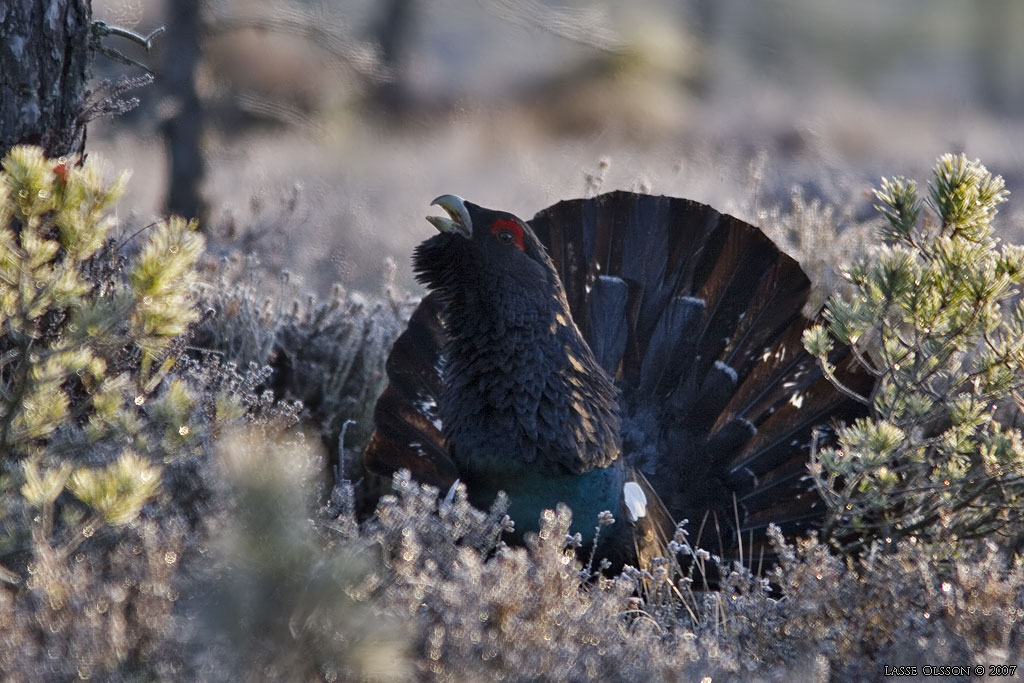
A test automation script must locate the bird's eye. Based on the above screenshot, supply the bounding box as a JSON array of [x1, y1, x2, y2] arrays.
[[491, 217, 525, 251]]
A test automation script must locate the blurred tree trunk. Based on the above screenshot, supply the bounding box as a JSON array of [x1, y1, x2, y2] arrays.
[[370, 0, 417, 118], [0, 0, 93, 159], [162, 0, 207, 222]]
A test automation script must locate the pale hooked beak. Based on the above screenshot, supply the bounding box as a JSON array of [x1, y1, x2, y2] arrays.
[[426, 194, 472, 238]]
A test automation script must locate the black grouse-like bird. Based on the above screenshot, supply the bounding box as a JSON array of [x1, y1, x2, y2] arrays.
[[363, 191, 869, 568]]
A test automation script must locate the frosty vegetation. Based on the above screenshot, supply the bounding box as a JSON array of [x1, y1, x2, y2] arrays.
[[0, 147, 1020, 681]]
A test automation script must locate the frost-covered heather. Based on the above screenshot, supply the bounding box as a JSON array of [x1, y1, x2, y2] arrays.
[[0, 147, 1021, 681]]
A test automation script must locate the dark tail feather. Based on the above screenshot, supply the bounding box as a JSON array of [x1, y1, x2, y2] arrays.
[[587, 275, 631, 377], [639, 295, 705, 397]]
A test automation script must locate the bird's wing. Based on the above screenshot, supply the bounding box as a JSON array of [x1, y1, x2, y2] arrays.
[[362, 292, 458, 490]]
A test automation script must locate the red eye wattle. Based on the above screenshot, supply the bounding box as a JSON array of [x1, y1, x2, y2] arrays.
[[491, 218, 525, 251]]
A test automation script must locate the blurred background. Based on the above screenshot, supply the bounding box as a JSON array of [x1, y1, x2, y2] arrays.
[[89, 0, 1024, 294]]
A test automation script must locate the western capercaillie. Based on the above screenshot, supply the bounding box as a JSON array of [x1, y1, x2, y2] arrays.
[[362, 191, 870, 570]]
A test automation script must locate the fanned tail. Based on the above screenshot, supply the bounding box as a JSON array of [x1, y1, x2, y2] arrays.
[[529, 191, 871, 564]]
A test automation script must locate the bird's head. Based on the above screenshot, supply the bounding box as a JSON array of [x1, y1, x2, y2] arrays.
[[414, 194, 559, 302]]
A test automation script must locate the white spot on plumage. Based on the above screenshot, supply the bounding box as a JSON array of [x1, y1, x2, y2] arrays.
[[623, 481, 647, 522], [415, 394, 443, 430], [713, 360, 737, 383], [789, 392, 804, 409]]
